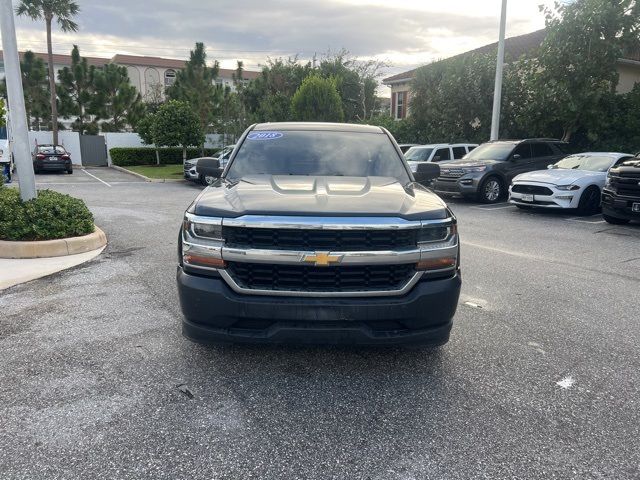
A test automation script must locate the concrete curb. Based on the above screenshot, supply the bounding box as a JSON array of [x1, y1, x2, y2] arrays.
[[0, 226, 107, 259], [111, 165, 186, 183], [111, 165, 151, 181]]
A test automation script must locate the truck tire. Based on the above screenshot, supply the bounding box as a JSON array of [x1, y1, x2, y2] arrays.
[[477, 176, 503, 204], [603, 213, 630, 225], [576, 186, 600, 215]]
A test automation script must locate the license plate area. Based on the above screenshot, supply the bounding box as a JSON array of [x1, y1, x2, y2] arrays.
[[633, 202, 640, 212], [521, 194, 534, 202], [47, 156, 58, 161]]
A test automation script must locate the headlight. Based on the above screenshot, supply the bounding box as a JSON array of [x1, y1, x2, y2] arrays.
[[184, 215, 223, 240], [604, 177, 612, 188], [418, 223, 455, 243], [181, 213, 226, 270], [556, 184, 580, 191], [416, 221, 459, 272], [462, 165, 487, 173]]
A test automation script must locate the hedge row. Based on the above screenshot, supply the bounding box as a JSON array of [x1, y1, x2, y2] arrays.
[[110, 147, 220, 166], [0, 187, 94, 241]]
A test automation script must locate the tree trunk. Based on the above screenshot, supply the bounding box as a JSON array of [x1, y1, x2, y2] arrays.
[[562, 124, 576, 143], [155, 147, 160, 166], [182, 145, 187, 164], [45, 16, 58, 145]]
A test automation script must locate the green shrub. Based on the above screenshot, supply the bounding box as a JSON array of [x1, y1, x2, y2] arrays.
[[110, 147, 220, 166], [0, 188, 94, 241]]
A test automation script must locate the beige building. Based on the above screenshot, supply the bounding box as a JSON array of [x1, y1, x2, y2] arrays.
[[0, 51, 260, 100], [383, 29, 640, 119]]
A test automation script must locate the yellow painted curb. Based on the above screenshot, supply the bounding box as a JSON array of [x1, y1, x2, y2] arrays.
[[0, 226, 107, 259]]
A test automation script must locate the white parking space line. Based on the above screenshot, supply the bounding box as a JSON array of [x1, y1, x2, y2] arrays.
[[566, 215, 606, 224], [470, 203, 514, 210], [82, 169, 112, 187]]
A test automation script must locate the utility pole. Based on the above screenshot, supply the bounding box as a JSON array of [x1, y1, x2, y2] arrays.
[[490, 0, 508, 142], [0, 0, 37, 200]]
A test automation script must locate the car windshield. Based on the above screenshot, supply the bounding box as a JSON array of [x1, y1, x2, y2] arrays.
[[554, 155, 616, 172], [38, 145, 66, 154], [404, 147, 434, 162], [463, 143, 514, 161], [226, 130, 410, 183]]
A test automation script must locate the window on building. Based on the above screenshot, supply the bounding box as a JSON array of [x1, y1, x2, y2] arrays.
[[164, 69, 176, 87], [396, 92, 405, 119]]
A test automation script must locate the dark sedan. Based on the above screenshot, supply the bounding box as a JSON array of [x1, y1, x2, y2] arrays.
[[33, 145, 73, 174]]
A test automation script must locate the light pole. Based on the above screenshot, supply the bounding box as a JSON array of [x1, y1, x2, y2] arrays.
[[490, 0, 508, 141], [0, 0, 37, 200]]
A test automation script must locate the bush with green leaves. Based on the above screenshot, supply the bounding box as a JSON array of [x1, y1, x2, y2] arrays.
[[291, 75, 344, 122], [110, 147, 220, 166], [0, 187, 94, 241]]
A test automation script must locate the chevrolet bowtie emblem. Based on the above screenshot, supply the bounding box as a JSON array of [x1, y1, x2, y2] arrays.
[[302, 252, 343, 267]]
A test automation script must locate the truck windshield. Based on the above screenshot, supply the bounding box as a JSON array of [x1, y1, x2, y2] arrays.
[[463, 143, 514, 161], [226, 130, 410, 183]]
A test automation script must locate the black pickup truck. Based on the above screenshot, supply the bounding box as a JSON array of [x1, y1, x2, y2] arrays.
[[602, 157, 640, 224], [177, 123, 461, 345]]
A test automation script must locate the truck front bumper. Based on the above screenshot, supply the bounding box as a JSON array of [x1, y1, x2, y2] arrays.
[[177, 267, 461, 346]]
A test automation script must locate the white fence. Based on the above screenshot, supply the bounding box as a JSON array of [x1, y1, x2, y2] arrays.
[[28, 131, 82, 166], [27, 131, 226, 166]]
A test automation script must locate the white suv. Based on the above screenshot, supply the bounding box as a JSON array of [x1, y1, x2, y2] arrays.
[[405, 143, 478, 172]]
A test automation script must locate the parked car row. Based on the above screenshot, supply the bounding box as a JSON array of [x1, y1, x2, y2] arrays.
[[184, 144, 236, 186], [407, 138, 639, 224]]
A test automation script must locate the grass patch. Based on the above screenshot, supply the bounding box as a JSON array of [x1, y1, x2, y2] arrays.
[[125, 164, 185, 180]]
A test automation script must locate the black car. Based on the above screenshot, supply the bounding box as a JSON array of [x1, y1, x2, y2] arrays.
[[602, 158, 640, 224], [32, 144, 73, 174], [431, 139, 568, 203], [177, 122, 461, 346]]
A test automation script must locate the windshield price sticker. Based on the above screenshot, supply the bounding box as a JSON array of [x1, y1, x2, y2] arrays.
[[247, 132, 283, 140]]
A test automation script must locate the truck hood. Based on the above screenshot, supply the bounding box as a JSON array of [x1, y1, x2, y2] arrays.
[[193, 175, 449, 220], [514, 169, 604, 185]]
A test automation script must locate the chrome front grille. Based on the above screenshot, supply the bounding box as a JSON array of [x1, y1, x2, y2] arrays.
[[183, 214, 459, 297], [223, 226, 418, 251], [439, 168, 465, 178]]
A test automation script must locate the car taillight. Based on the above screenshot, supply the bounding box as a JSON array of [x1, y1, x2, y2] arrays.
[[36, 154, 45, 160], [61, 154, 70, 160]]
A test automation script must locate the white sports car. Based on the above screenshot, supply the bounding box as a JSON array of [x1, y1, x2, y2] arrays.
[[509, 152, 634, 215]]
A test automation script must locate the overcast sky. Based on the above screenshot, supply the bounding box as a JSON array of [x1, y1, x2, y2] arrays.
[[10, 0, 553, 79]]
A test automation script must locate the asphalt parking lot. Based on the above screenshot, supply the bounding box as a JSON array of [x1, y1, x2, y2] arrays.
[[2, 167, 639, 479]]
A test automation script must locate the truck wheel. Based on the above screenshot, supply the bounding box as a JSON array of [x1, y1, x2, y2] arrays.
[[576, 186, 600, 215], [603, 214, 630, 225], [66, 168, 73, 174], [477, 176, 503, 204]]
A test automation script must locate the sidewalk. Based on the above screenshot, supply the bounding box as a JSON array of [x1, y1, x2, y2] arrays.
[[0, 246, 105, 290]]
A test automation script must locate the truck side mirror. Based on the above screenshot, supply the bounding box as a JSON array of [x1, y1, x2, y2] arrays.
[[413, 162, 440, 184], [512, 154, 521, 161], [196, 158, 223, 178]]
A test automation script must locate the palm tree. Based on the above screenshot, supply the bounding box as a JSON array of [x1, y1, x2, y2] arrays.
[[16, 0, 80, 145]]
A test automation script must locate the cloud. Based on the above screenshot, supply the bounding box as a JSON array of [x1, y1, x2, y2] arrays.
[[12, 0, 548, 73]]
